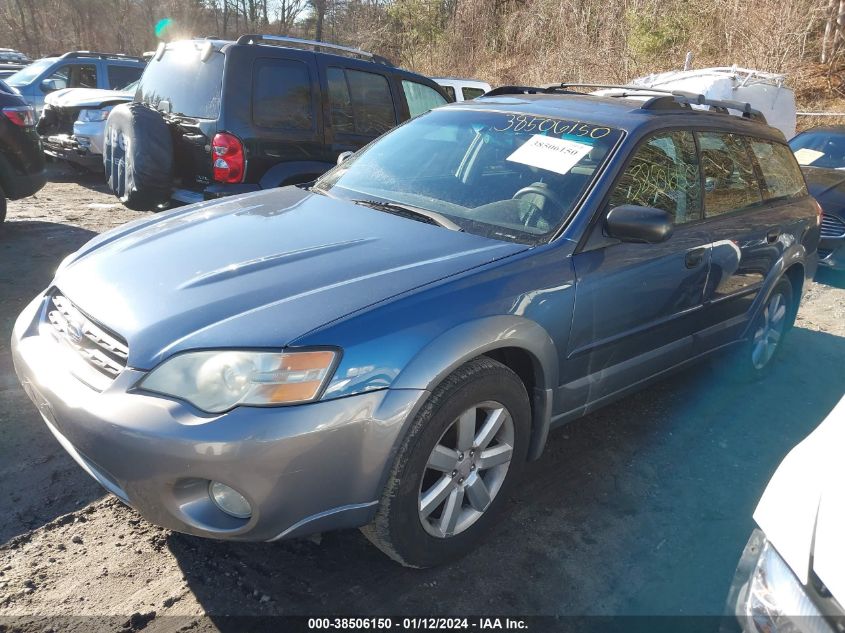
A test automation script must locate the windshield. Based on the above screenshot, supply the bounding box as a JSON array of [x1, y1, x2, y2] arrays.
[[789, 129, 845, 170], [121, 79, 139, 92], [314, 108, 622, 243], [6, 58, 54, 87], [136, 43, 223, 118]]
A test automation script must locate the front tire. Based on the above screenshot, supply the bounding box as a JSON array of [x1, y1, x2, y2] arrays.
[[361, 357, 530, 568]]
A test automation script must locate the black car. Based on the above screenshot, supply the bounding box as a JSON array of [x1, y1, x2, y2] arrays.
[[789, 125, 845, 271], [103, 35, 451, 211], [0, 79, 46, 223]]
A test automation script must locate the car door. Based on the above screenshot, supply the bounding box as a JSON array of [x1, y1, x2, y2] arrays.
[[696, 132, 810, 349], [248, 54, 325, 179], [565, 130, 711, 411]]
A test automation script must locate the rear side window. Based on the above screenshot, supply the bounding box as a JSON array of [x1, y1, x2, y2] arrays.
[[327, 67, 396, 136], [462, 87, 485, 100], [698, 132, 763, 217], [252, 58, 314, 130], [107, 65, 143, 90], [747, 139, 807, 201], [609, 131, 702, 224], [402, 79, 447, 117], [441, 85, 456, 101]]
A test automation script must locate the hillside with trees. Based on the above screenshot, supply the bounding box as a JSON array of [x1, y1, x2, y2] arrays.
[[2, 0, 843, 119]]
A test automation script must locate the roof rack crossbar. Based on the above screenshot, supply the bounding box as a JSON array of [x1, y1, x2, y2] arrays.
[[236, 34, 393, 65], [61, 51, 145, 62]]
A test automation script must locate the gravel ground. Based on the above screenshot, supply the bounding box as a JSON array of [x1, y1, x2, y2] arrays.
[[1, 169, 844, 631]]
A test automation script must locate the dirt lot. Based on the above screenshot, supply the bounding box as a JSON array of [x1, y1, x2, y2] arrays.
[[1, 170, 844, 631]]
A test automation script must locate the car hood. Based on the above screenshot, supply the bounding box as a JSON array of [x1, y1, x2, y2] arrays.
[[45, 87, 133, 108], [803, 166, 845, 218], [753, 395, 845, 603], [55, 188, 525, 369]]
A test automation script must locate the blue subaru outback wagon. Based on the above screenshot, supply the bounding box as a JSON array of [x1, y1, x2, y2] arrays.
[[12, 85, 820, 567]]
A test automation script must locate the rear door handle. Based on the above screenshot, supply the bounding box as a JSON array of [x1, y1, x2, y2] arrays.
[[766, 228, 781, 244], [685, 247, 706, 269]]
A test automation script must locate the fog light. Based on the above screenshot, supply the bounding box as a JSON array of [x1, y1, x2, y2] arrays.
[[208, 481, 252, 519]]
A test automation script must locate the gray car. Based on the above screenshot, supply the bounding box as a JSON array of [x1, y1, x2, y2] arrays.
[[12, 86, 820, 567]]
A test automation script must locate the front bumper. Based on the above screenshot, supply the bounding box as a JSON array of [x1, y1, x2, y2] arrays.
[[730, 530, 843, 633], [12, 294, 424, 542], [41, 132, 103, 171]]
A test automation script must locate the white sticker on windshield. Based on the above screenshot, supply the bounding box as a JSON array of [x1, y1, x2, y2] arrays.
[[506, 135, 593, 175], [794, 148, 824, 166]]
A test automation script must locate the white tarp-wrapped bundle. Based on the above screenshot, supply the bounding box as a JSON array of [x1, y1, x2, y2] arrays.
[[627, 67, 797, 139]]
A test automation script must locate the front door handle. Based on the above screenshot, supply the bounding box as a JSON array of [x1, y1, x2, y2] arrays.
[[685, 247, 706, 269], [766, 228, 781, 244]]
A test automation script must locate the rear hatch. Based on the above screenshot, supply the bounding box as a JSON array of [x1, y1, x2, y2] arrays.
[[136, 42, 225, 191]]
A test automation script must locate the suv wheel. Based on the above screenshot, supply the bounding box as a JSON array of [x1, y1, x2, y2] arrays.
[[362, 357, 529, 567]]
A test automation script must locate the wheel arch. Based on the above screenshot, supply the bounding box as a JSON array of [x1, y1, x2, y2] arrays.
[[390, 315, 558, 461], [257, 160, 335, 189]]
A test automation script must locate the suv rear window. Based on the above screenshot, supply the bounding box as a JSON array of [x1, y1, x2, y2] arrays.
[[252, 58, 314, 130], [137, 45, 223, 119]]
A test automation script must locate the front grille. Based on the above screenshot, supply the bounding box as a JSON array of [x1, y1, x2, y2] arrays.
[[45, 292, 128, 378], [821, 214, 845, 238]]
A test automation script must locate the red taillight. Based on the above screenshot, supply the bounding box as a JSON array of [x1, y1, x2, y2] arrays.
[[2, 105, 35, 127], [212, 132, 245, 183]]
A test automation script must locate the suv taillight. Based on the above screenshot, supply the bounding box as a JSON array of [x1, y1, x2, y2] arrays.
[[212, 132, 245, 183], [2, 105, 35, 127]]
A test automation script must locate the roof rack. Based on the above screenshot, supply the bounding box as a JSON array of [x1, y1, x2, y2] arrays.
[[236, 34, 393, 66], [60, 51, 145, 62], [549, 83, 769, 124]]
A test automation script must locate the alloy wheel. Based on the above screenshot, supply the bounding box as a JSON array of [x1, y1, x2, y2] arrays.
[[751, 291, 787, 370], [418, 400, 514, 538]]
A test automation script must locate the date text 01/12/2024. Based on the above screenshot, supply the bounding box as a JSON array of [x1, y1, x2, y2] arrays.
[[307, 617, 529, 630]]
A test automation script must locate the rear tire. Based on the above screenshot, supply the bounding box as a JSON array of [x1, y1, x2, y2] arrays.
[[734, 276, 794, 380], [361, 357, 530, 568]]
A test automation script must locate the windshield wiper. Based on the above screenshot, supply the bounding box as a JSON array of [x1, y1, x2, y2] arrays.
[[351, 199, 462, 231]]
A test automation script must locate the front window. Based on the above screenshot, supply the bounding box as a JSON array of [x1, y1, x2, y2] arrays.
[[6, 58, 54, 87], [402, 80, 448, 117], [789, 129, 845, 169], [314, 108, 623, 243]]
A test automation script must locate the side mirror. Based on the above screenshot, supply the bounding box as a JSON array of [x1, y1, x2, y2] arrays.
[[337, 150, 354, 166], [605, 205, 674, 244], [40, 78, 63, 93]]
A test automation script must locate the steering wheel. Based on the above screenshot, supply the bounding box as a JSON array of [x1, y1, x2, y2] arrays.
[[511, 184, 568, 228]]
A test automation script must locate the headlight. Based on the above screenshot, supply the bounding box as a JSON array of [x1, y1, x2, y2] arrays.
[[138, 349, 338, 413], [740, 539, 831, 633], [77, 107, 112, 123]]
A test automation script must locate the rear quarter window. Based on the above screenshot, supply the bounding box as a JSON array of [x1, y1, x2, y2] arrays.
[[462, 87, 485, 100], [748, 138, 808, 201], [252, 58, 314, 130]]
